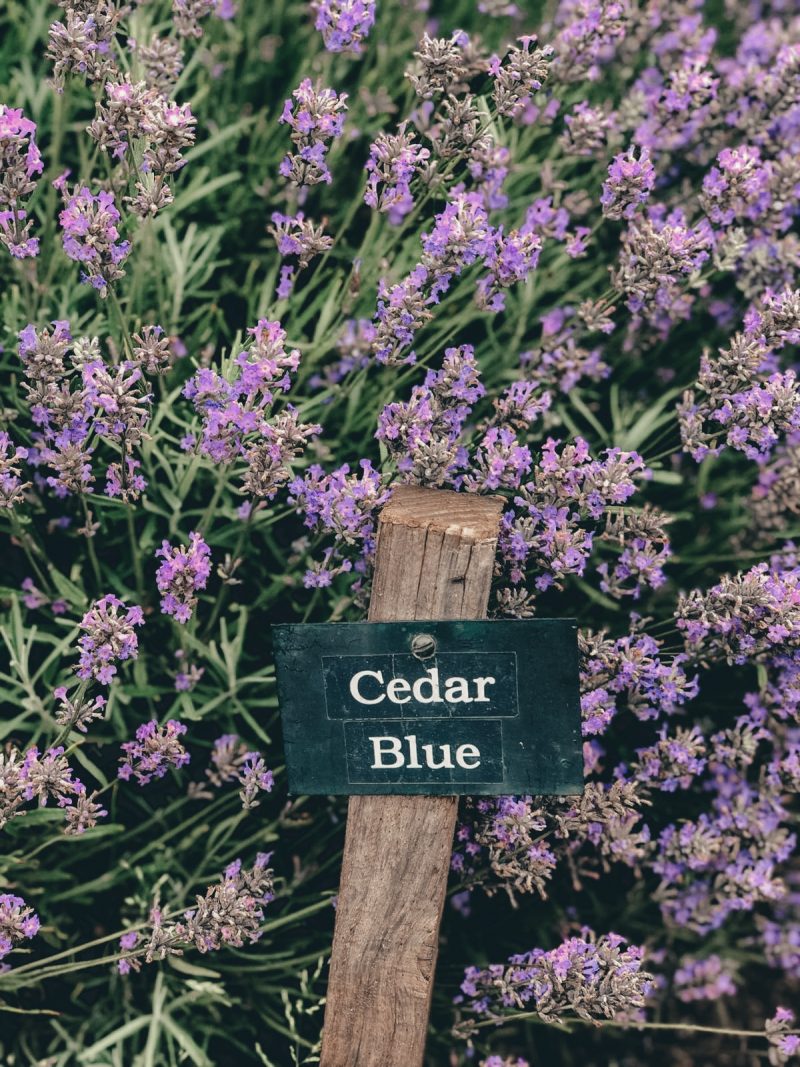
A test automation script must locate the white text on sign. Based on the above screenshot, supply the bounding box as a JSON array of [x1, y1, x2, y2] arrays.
[[349, 667, 496, 706]]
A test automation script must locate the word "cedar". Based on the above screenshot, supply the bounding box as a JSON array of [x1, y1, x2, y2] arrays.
[[348, 667, 497, 706]]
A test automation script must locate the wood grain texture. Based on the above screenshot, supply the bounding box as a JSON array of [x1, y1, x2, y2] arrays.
[[319, 485, 503, 1067]]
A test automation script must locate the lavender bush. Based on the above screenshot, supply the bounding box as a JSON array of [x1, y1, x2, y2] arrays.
[[0, 0, 799, 1063]]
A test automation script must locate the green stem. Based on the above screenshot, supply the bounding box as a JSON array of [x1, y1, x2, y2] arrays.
[[81, 498, 102, 591], [126, 507, 145, 603]]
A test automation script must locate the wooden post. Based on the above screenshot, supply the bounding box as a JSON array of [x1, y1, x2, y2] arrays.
[[319, 485, 504, 1067]]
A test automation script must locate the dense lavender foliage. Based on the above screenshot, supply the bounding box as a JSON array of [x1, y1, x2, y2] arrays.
[[0, 0, 799, 1063]]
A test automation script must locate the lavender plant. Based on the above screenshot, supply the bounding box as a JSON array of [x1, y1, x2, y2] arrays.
[[0, 0, 799, 1064]]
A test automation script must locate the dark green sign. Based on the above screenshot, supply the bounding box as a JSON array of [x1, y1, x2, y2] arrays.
[[272, 620, 582, 796]]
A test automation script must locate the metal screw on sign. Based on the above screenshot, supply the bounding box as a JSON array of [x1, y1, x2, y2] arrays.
[[410, 632, 437, 659]]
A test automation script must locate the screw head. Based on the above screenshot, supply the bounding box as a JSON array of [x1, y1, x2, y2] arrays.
[[410, 632, 437, 660]]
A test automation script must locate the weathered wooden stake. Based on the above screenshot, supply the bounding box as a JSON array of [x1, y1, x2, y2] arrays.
[[319, 485, 504, 1067]]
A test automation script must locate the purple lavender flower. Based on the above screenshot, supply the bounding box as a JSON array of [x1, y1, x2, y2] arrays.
[[677, 558, 800, 665], [76, 595, 144, 684], [767, 1008, 800, 1065], [377, 344, 484, 486], [279, 79, 348, 187], [238, 753, 274, 809], [47, 5, 120, 88], [673, 954, 737, 1002], [0, 894, 40, 967], [601, 146, 656, 221], [489, 36, 553, 118], [269, 212, 333, 296], [19, 745, 83, 807], [58, 186, 130, 295], [155, 532, 212, 623], [550, 0, 630, 84], [365, 125, 430, 223], [0, 105, 43, 259], [458, 929, 653, 1025], [476, 226, 543, 312], [118, 719, 190, 785], [289, 459, 390, 584], [312, 0, 375, 54], [0, 431, 30, 507]]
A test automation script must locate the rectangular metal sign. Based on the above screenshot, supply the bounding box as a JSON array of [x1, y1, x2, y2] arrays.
[[272, 619, 583, 796]]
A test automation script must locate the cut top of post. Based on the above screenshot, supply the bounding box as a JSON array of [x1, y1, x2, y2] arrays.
[[369, 486, 504, 625], [378, 485, 504, 541]]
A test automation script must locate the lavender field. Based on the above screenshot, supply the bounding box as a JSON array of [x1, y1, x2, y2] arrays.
[[0, 0, 799, 1063]]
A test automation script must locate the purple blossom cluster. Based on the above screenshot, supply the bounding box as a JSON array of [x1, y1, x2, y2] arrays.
[[496, 437, 648, 606], [58, 186, 131, 295], [16, 320, 154, 503], [0, 894, 40, 969], [118, 719, 190, 785], [365, 124, 430, 224], [279, 79, 347, 187], [1, 743, 106, 835], [680, 292, 800, 463], [376, 344, 484, 486], [205, 734, 274, 809], [0, 105, 43, 258], [458, 930, 652, 1029], [312, 0, 375, 54], [121, 853, 274, 972], [155, 532, 212, 623], [183, 319, 319, 495], [289, 459, 390, 586], [600, 145, 655, 221], [269, 211, 333, 297], [76, 595, 144, 685], [676, 557, 800, 665]]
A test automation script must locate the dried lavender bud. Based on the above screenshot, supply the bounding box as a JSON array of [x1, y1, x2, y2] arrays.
[[131, 326, 171, 375], [48, 2, 123, 90], [407, 32, 469, 99], [130, 34, 184, 92], [172, 0, 215, 39], [63, 788, 108, 834], [0, 749, 25, 829], [53, 686, 107, 732], [490, 36, 553, 119], [0, 431, 30, 507], [206, 734, 249, 786], [17, 320, 72, 383]]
